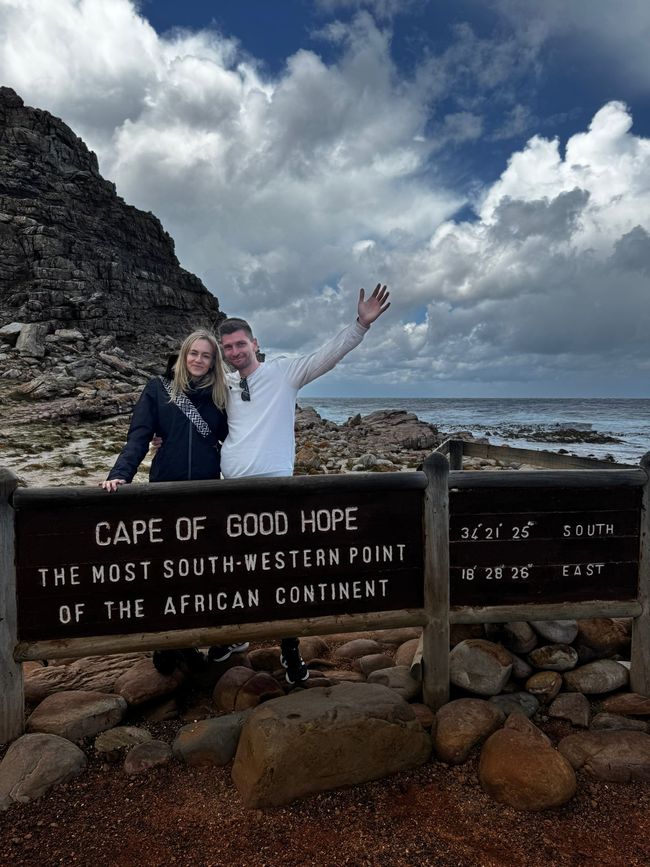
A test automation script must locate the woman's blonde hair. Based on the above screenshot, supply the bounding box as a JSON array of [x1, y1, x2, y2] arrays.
[[171, 329, 228, 409]]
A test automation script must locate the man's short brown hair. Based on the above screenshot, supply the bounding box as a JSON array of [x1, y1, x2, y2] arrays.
[[218, 317, 254, 340]]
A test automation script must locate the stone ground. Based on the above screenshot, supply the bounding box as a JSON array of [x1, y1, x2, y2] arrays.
[[1, 721, 649, 867], [2, 408, 648, 865], [1, 655, 650, 867]]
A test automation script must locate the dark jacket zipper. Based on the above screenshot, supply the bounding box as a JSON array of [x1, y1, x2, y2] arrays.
[[188, 423, 193, 480]]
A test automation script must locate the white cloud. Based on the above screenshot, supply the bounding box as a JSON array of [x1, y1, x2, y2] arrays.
[[490, 0, 650, 91], [384, 101, 650, 389], [315, 0, 424, 20], [1, 1, 649, 395]]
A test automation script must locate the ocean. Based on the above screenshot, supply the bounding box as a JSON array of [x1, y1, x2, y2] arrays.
[[297, 397, 650, 466]]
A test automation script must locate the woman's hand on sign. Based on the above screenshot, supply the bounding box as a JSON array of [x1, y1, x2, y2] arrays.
[[101, 478, 126, 492]]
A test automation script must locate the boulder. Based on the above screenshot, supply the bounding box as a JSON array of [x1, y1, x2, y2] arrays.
[[590, 713, 648, 733], [600, 692, 650, 717], [298, 636, 330, 662], [449, 639, 513, 696], [434, 698, 505, 764], [529, 620, 579, 644], [123, 740, 172, 776], [575, 618, 631, 655], [563, 660, 629, 695], [525, 671, 563, 703], [94, 726, 153, 756], [248, 647, 282, 671], [485, 622, 537, 654], [558, 730, 650, 782], [479, 716, 577, 811], [548, 693, 591, 728], [16, 322, 48, 356], [356, 653, 395, 676], [173, 712, 250, 766], [367, 665, 421, 701], [0, 733, 86, 810], [395, 638, 419, 667], [527, 644, 578, 672], [113, 658, 185, 705], [0, 322, 24, 345], [489, 692, 540, 719], [26, 690, 127, 742], [24, 653, 144, 704], [334, 638, 383, 660], [231, 683, 431, 807]]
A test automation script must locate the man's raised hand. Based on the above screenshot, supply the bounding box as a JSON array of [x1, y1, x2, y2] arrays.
[[357, 283, 390, 327]]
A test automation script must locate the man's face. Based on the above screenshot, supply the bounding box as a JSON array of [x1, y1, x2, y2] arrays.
[[220, 329, 259, 376]]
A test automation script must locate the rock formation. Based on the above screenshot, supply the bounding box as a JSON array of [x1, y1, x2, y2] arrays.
[[0, 87, 222, 347], [0, 87, 225, 428]]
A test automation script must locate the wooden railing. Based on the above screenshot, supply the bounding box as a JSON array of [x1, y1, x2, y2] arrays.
[[2, 451, 649, 744], [436, 437, 636, 470]]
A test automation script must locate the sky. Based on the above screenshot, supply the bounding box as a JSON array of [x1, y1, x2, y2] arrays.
[[1, 0, 650, 397]]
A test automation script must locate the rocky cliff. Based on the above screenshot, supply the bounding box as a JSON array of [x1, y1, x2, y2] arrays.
[[0, 87, 225, 422], [0, 87, 221, 349]]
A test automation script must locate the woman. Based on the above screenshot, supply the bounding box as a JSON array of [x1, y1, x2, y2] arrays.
[[102, 329, 246, 673], [103, 329, 228, 489]]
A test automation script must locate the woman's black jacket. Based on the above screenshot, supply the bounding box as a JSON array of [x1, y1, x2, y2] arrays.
[[107, 377, 228, 483]]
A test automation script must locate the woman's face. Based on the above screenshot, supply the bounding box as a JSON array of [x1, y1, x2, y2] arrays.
[[185, 338, 215, 379]]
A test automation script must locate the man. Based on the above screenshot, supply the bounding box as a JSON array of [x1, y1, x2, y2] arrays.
[[217, 283, 390, 683]]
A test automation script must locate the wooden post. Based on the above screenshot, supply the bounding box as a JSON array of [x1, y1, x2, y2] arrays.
[[631, 452, 650, 696], [0, 468, 24, 744], [421, 452, 449, 710], [447, 440, 463, 471]]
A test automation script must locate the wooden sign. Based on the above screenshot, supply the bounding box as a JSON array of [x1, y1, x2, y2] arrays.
[[449, 484, 641, 606], [14, 477, 425, 641]]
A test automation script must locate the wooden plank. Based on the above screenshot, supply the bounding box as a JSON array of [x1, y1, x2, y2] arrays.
[[12, 471, 427, 508], [14, 608, 429, 662], [450, 485, 642, 514], [450, 509, 640, 541], [449, 469, 646, 490], [447, 440, 464, 470], [0, 467, 23, 743], [450, 600, 642, 624], [450, 561, 638, 606], [459, 440, 636, 470], [15, 488, 422, 565], [631, 453, 650, 695], [421, 452, 449, 710], [450, 536, 638, 568], [15, 484, 424, 643]]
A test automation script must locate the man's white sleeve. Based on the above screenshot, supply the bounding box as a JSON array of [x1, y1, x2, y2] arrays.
[[284, 321, 369, 389]]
